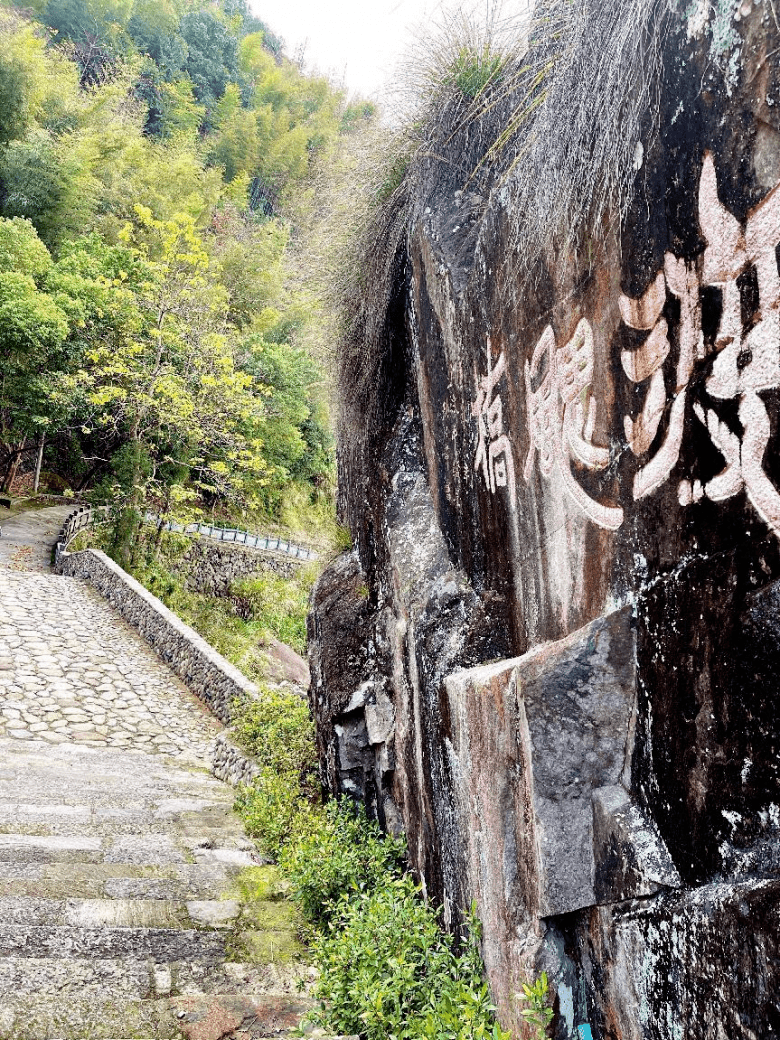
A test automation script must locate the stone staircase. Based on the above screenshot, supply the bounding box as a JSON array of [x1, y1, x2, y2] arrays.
[[0, 736, 316, 1040]]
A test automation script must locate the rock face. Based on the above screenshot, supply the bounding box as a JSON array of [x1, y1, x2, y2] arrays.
[[309, 2, 780, 1037]]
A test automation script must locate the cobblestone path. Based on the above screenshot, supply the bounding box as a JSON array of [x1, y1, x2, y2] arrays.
[[0, 510, 323, 1039], [0, 505, 73, 572], [0, 571, 220, 763]]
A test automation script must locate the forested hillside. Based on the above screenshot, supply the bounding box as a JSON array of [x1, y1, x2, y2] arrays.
[[0, 0, 373, 539]]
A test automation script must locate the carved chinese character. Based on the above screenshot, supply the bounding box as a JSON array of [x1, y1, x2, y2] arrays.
[[524, 319, 623, 530], [472, 338, 517, 508], [621, 256, 700, 501], [622, 153, 780, 538], [690, 155, 780, 534]]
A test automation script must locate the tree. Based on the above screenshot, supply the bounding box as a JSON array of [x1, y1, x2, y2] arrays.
[[71, 207, 270, 551], [0, 219, 72, 488]]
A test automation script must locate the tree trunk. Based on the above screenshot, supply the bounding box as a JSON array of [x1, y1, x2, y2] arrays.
[[33, 434, 45, 493], [2, 436, 27, 493]]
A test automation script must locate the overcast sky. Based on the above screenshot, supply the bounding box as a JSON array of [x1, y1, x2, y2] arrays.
[[249, 0, 529, 100]]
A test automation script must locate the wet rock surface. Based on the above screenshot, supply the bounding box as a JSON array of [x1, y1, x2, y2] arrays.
[[309, 3, 780, 1036]]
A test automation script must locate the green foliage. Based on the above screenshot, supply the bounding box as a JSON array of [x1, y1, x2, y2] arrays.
[[234, 770, 314, 860], [447, 45, 504, 98], [232, 686, 314, 778], [0, 216, 52, 277], [279, 800, 406, 928], [229, 570, 311, 655], [518, 971, 554, 1039], [0, 0, 375, 510], [311, 884, 511, 1040], [229, 661, 319, 861]]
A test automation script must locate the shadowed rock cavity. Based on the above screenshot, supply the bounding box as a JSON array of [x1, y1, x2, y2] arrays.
[[309, 2, 780, 1036]]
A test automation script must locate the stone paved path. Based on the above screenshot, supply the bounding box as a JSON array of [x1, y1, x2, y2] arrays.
[[0, 508, 325, 1039], [0, 505, 73, 572], [0, 571, 220, 763]]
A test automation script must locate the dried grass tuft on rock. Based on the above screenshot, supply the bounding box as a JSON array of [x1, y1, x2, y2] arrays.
[[328, 0, 685, 537]]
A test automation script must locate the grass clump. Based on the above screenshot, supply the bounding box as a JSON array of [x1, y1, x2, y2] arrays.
[[232, 687, 314, 775], [447, 44, 506, 98]]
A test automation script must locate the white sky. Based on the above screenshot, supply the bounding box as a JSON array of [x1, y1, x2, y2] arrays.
[[249, 0, 528, 101]]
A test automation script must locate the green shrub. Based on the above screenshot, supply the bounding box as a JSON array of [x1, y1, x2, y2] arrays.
[[232, 687, 315, 782], [279, 799, 405, 928], [311, 883, 510, 1040], [229, 569, 312, 655], [234, 770, 318, 860], [518, 971, 554, 1039], [232, 685, 320, 859]]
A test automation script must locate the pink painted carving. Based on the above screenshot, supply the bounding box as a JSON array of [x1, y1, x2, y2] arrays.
[[524, 320, 623, 530], [620, 254, 701, 500], [472, 338, 517, 508], [694, 156, 780, 535], [622, 153, 780, 537]]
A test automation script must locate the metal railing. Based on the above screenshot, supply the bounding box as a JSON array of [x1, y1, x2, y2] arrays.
[[54, 505, 109, 564], [144, 514, 319, 560], [55, 505, 318, 562]]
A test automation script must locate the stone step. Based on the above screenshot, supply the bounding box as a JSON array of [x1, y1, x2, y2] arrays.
[[0, 924, 227, 962], [0, 831, 259, 868], [0, 799, 239, 837], [0, 777, 235, 811], [0, 896, 239, 929], [0, 993, 185, 1040], [0, 859, 247, 900], [0, 991, 322, 1040], [0, 742, 231, 800], [0, 955, 309, 1000]]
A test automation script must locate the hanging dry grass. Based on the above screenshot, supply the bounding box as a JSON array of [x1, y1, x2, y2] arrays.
[[324, 0, 735, 535]]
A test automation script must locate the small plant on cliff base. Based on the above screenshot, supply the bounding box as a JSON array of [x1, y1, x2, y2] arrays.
[[279, 799, 405, 929], [235, 772, 318, 860], [517, 971, 554, 1038], [232, 687, 316, 781], [309, 884, 511, 1040]]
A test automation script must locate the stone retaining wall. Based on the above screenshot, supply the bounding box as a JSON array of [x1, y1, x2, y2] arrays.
[[212, 731, 262, 787], [56, 548, 256, 724], [181, 539, 298, 596]]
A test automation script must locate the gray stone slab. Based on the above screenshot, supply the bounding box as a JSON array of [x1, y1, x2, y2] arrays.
[[0, 924, 226, 962], [186, 899, 240, 928], [0, 834, 102, 864]]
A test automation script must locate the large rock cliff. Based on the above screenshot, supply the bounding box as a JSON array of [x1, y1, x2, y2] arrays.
[[309, 1, 780, 1036]]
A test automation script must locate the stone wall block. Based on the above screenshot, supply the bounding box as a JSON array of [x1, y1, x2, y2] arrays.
[[57, 549, 257, 724], [442, 607, 672, 1035]]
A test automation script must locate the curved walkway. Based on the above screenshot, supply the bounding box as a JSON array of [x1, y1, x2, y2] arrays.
[[0, 504, 74, 572], [0, 507, 321, 1039]]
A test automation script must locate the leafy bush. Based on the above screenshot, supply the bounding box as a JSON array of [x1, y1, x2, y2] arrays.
[[279, 799, 405, 928], [229, 570, 312, 655], [518, 971, 554, 1039], [234, 771, 318, 860], [232, 687, 315, 779], [311, 882, 510, 1040], [231, 684, 320, 859]]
